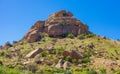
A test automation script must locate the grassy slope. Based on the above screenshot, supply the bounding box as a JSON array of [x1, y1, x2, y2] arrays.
[[0, 35, 120, 74]]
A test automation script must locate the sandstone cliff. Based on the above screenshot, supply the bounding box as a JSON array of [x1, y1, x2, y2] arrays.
[[23, 10, 89, 42]]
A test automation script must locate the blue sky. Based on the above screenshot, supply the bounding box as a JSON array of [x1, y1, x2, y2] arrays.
[[0, 0, 120, 45]]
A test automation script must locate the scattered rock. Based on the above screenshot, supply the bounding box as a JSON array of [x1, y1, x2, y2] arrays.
[[62, 50, 71, 58], [92, 58, 120, 72], [26, 48, 43, 58], [62, 50, 83, 59], [10, 47, 20, 52], [55, 59, 63, 68], [63, 61, 71, 70], [46, 46, 55, 52], [87, 42, 95, 49], [71, 50, 83, 59]]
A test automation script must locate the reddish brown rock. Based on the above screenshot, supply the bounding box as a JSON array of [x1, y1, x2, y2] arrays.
[[71, 50, 83, 59], [26, 48, 43, 58], [62, 50, 83, 59], [62, 51, 71, 58], [0, 46, 3, 49], [24, 21, 45, 42], [23, 10, 89, 42]]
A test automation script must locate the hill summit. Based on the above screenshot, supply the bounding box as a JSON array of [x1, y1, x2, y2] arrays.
[[23, 10, 89, 42]]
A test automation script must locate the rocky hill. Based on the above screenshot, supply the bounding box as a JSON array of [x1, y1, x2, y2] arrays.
[[0, 10, 120, 74], [24, 10, 88, 42]]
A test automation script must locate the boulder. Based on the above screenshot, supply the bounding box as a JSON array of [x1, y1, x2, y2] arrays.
[[46, 46, 55, 52], [55, 59, 63, 68], [62, 51, 71, 58], [62, 50, 83, 59], [63, 61, 71, 70], [26, 48, 43, 58], [71, 50, 83, 59]]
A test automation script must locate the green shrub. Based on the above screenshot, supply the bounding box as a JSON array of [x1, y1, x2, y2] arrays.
[[26, 63, 38, 73], [82, 57, 90, 63], [14, 62, 25, 70], [72, 59, 77, 63], [0, 60, 3, 66], [0, 66, 23, 74], [114, 70, 120, 74], [65, 70, 72, 74], [99, 68, 106, 74], [37, 66, 65, 74], [77, 34, 85, 40], [40, 32, 49, 38], [78, 59, 82, 64], [65, 56, 72, 62], [85, 33, 95, 38], [40, 51, 49, 57], [83, 53, 91, 58], [56, 47, 65, 54], [87, 69, 97, 74], [67, 33, 74, 39]]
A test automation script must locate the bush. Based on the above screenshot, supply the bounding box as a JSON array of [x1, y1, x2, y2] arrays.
[[82, 57, 90, 63], [72, 59, 77, 63], [85, 33, 95, 38], [65, 56, 72, 62], [40, 32, 49, 38], [26, 63, 38, 73], [37, 66, 65, 74], [114, 70, 120, 74], [0, 66, 23, 74], [77, 34, 85, 40], [78, 59, 82, 64], [0, 60, 3, 66], [40, 51, 49, 57], [99, 68, 106, 74], [65, 70, 72, 74], [87, 69, 97, 74], [55, 47, 65, 54], [67, 33, 74, 39]]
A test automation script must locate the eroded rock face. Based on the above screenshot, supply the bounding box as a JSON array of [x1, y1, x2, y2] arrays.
[[23, 10, 89, 42]]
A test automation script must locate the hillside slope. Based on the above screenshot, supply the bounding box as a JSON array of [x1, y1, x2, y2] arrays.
[[0, 34, 120, 74]]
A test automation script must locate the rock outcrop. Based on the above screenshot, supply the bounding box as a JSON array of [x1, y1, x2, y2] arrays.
[[26, 48, 43, 58], [23, 10, 89, 42]]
